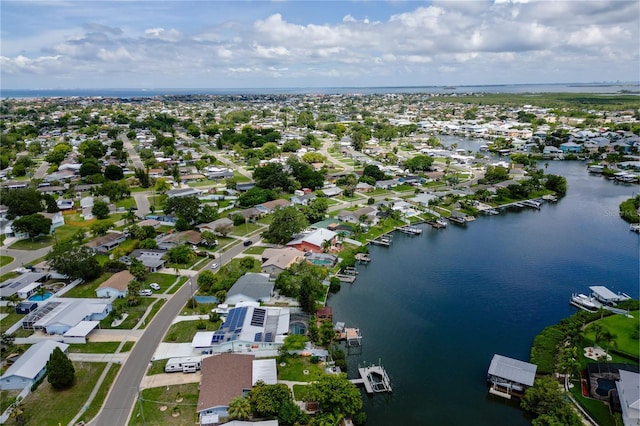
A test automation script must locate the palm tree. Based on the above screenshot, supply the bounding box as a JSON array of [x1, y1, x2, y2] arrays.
[[228, 396, 251, 420], [321, 239, 332, 253]]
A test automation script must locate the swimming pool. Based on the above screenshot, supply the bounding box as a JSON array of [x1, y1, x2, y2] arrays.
[[28, 292, 53, 301]]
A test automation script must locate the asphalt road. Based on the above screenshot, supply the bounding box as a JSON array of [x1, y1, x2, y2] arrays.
[[90, 236, 258, 425], [120, 133, 144, 170]]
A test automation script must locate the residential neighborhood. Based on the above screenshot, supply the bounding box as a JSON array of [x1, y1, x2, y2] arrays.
[[0, 90, 638, 426]]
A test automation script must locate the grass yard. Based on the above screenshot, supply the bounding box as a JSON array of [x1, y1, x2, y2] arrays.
[[277, 355, 325, 382], [115, 197, 137, 210], [68, 341, 125, 353], [583, 311, 640, 358], [569, 380, 621, 426], [0, 389, 21, 414], [78, 363, 121, 424], [148, 359, 168, 375], [231, 222, 262, 236], [131, 383, 199, 426], [144, 272, 181, 292], [292, 384, 312, 401], [163, 319, 221, 343], [243, 246, 266, 255], [63, 273, 114, 298], [0, 256, 14, 267], [9, 236, 54, 250], [3, 362, 106, 426], [138, 298, 167, 329], [1, 313, 25, 334], [109, 297, 157, 329]]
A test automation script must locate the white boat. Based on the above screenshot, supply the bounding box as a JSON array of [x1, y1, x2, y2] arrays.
[[631, 223, 640, 233], [570, 293, 600, 312], [436, 219, 448, 227]]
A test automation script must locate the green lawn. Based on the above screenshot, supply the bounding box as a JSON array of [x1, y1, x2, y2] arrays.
[[568, 380, 621, 426], [231, 222, 262, 236], [8, 236, 54, 250], [130, 383, 199, 426], [115, 197, 137, 210], [292, 384, 312, 401], [78, 363, 121, 424], [0, 256, 14, 267], [63, 273, 114, 298], [108, 297, 157, 329], [1, 313, 25, 334], [583, 310, 640, 358], [144, 272, 181, 292], [0, 389, 22, 415], [163, 319, 221, 343], [3, 362, 106, 426], [243, 246, 266, 255], [277, 355, 325, 382], [148, 359, 169, 375], [68, 341, 127, 353]]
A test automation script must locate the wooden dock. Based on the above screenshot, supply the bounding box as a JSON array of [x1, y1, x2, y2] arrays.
[[447, 216, 466, 225], [355, 253, 371, 263], [426, 219, 447, 229], [350, 364, 392, 393]]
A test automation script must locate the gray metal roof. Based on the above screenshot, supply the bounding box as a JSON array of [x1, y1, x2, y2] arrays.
[[1, 340, 69, 381], [227, 273, 273, 300], [487, 354, 537, 386]]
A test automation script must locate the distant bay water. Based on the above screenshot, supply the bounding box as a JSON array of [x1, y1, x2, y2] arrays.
[[2, 82, 639, 98], [328, 160, 639, 425]]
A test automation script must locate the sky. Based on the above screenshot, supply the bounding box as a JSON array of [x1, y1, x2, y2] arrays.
[[1, 0, 639, 89]]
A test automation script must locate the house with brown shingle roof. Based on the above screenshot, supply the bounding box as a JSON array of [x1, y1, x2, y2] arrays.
[[85, 232, 126, 253], [256, 199, 290, 214], [95, 270, 134, 298], [197, 353, 254, 425], [261, 247, 305, 277]]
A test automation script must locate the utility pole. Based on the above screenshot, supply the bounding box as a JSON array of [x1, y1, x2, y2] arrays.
[[137, 388, 146, 426]]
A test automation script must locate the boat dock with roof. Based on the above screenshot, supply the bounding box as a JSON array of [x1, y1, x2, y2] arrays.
[[350, 363, 392, 393], [570, 286, 632, 316], [370, 234, 392, 246], [397, 225, 422, 235]]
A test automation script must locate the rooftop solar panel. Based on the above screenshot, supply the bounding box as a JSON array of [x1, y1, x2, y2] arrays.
[[250, 308, 266, 327], [254, 332, 262, 342]]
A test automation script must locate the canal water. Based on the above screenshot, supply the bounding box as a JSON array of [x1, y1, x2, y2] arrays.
[[327, 160, 639, 425]]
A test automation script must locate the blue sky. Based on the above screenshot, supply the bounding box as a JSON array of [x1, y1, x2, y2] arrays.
[[1, 1, 638, 89]]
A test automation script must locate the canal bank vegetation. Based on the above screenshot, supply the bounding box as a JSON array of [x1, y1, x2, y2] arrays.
[[527, 300, 639, 426], [619, 195, 640, 223]]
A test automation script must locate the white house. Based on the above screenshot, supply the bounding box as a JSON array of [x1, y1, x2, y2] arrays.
[[616, 369, 640, 426], [0, 341, 69, 390], [95, 270, 133, 298]]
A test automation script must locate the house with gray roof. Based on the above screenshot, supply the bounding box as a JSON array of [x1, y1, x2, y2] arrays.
[[616, 369, 640, 426], [167, 188, 203, 198], [226, 273, 274, 305], [0, 341, 69, 390], [0, 272, 48, 299]]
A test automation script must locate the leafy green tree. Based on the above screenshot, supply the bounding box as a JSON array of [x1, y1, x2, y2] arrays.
[[253, 163, 292, 192], [45, 143, 72, 164], [197, 270, 216, 293], [305, 197, 329, 223], [42, 194, 60, 213], [404, 154, 434, 172], [164, 196, 201, 225], [1, 188, 43, 219], [308, 374, 362, 418], [544, 174, 567, 196], [12, 214, 51, 240], [104, 165, 124, 181], [319, 319, 336, 346], [134, 167, 151, 188], [237, 187, 274, 208], [46, 242, 103, 281], [166, 245, 192, 265], [200, 230, 218, 246], [483, 166, 509, 184], [262, 206, 308, 244], [79, 139, 107, 158], [129, 259, 147, 281], [249, 382, 295, 418], [228, 396, 251, 420], [79, 158, 102, 177], [92, 200, 110, 219], [96, 181, 130, 201], [47, 347, 75, 389], [154, 178, 170, 194], [139, 238, 158, 249], [521, 376, 582, 426], [90, 222, 112, 236], [362, 164, 385, 181]]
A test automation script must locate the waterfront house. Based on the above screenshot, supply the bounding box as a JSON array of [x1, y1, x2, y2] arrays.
[[0, 341, 69, 390], [286, 228, 338, 253], [560, 141, 583, 153], [616, 369, 640, 426], [96, 270, 134, 298], [337, 206, 378, 225], [487, 354, 537, 398], [261, 247, 305, 277], [197, 353, 255, 425], [191, 304, 290, 354]]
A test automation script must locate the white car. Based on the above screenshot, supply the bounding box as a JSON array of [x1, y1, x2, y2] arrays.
[[149, 283, 161, 291], [210, 263, 219, 269], [138, 289, 152, 296]]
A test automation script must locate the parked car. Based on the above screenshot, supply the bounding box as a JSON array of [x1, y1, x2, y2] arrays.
[[243, 240, 253, 246], [210, 263, 219, 269], [149, 283, 161, 291], [138, 289, 152, 296]]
